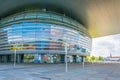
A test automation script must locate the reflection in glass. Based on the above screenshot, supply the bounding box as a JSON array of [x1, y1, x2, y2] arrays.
[[0, 11, 92, 55]]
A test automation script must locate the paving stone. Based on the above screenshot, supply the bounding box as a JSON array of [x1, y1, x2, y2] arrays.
[[0, 63, 120, 80], [87, 78, 105, 80]]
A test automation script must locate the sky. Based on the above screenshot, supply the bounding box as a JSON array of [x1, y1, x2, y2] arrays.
[[91, 34, 120, 57]]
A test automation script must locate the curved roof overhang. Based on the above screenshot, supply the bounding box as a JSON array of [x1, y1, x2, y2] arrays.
[[0, 0, 119, 38]]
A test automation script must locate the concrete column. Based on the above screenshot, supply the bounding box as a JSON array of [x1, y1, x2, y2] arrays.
[[11, 54, 13, 62], [17, 54, 21, 63], [40, 54, 44, 63], [4, 55, 7, 63]]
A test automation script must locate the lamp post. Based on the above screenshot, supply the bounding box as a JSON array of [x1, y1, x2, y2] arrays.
[[82, 57, 85, 69], [62, 41, 70, 72], [14, 47, 16, 67], [63, 42, 70, 72], [64, 43, 68, 72], [14, 42, 18, 67]]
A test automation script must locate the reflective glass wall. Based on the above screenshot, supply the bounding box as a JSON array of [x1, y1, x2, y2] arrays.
[[0, 10, 92, 55]]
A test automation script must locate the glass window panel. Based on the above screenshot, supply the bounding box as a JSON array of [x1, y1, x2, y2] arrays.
[[63, 17, 71, 24], [51, 14, 62, 21], [7, 18, 14, 22], [14, 14, 24, 20], [25, 13, 37, 18], [37, 13, 50, 19]]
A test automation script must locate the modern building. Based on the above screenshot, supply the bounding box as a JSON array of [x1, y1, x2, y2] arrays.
[[0, 10, 92, 63], [0, 0, 119, 63]]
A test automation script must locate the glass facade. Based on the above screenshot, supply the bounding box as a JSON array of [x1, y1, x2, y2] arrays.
[[0, 10, 92, 56]]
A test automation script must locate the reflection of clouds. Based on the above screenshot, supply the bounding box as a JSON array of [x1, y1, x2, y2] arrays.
[[8, 35, 35, 43], [8, 35, 22, 42], [92, 34, 120, 57], [8, 35, 22, 38], [23, 38, 35, 41]]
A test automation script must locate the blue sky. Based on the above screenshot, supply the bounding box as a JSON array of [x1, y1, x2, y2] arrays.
[[91, 34, 120, 57]]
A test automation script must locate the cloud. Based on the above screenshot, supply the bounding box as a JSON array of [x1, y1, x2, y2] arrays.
[[92, 34, 120, 57]]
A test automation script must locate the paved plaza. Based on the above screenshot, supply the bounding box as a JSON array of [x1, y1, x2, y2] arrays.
[[0, 63, 120, 80]]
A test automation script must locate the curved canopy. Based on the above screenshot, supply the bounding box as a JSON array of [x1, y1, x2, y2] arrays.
[[0, 0, 120, 37]]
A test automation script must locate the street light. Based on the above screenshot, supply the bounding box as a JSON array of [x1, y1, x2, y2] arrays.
[[82, 57, 85, 69], [63, 42, 69, 72], [65, 43, 68, 72], [13, 42, 18, 67], [14, 46, 16, 67]]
